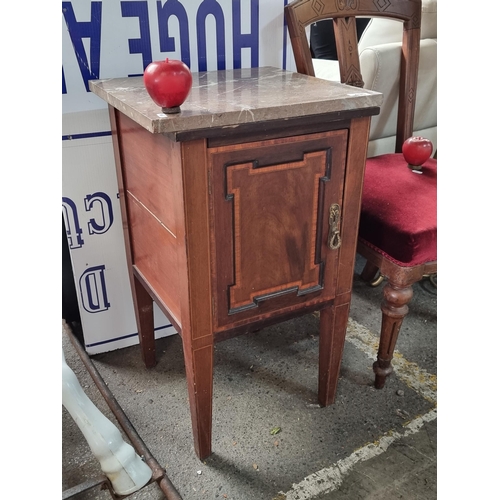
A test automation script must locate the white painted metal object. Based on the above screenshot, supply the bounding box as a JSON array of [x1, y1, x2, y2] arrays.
[[62, 349, 152, 495]]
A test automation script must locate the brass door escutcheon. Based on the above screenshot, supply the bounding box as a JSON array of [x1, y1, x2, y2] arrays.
[[328, 203, 341, 250]]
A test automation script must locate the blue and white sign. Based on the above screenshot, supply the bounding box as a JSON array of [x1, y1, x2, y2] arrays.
[[62, 0, 295, 353]]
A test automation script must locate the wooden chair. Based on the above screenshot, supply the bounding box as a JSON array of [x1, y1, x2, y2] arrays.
[[285, 0, 437, 389]]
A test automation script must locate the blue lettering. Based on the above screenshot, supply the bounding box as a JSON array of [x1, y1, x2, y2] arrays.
[[121, 1, 153, 75], [84, 192, 114, 235], [196, 0, 226, 71], [232, 0, 259, 69], [79, 265, 110, 313], [62, 197, 84, 249], [62, 67, 67, 94], [157, 0, 191, 67], [62, 2, 102, 92]]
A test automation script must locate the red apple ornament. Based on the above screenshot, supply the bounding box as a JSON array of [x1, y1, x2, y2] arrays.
[[143, 58, 192, 114], [402, 136, 433, 172]]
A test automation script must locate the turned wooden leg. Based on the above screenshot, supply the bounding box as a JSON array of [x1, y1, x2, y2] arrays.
[[373, 281, 413, 389], [182, 337, 214, 460], [132, 274, 156, 368], [318, 302, 350, 406]]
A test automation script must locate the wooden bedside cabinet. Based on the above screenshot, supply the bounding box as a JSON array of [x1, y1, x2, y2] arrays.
[[90, 67, 381, 459]]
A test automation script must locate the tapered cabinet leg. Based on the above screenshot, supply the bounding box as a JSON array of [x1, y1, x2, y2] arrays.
[[132, 275, 156, 368], [183, 340, 214, 460], [373, 282, 413, 389], [318, 302, 350, 406]]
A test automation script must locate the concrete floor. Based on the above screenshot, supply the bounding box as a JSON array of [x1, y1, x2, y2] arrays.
[[62, 256, 437, 500]]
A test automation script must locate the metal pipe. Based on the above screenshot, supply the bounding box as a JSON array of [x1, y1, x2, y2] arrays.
[[62, 475, 108, 499], [65, 327, 183, 500]]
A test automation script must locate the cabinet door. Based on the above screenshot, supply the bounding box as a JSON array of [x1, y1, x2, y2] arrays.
[[208, 130, 348, 331]]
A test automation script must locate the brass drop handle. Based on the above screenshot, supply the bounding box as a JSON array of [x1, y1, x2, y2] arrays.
[[328, 203, 342, 250]]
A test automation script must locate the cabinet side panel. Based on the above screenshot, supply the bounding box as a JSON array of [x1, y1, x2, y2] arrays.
[[117, 113, 178, 234], [127, 194, 182, 323], [115, 111, 184, 325]]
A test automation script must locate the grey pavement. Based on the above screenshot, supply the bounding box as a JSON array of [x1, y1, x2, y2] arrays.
[[62, 255, 437, 500]]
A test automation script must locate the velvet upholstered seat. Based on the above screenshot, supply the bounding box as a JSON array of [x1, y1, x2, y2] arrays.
[[359, 154, 437, 267], [285, 0, 437, 388]]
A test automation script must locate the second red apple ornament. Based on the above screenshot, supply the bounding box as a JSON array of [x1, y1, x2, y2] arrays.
[[402, 136, 433, 172]]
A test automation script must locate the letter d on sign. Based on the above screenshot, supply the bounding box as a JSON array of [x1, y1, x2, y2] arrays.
[[79, 265, 110, 313]]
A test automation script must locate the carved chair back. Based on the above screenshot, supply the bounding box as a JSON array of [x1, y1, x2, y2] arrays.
[[284, 0, 422, 152]]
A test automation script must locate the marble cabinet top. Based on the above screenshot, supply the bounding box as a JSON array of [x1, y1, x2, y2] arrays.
[[90, 66, 382, 135]]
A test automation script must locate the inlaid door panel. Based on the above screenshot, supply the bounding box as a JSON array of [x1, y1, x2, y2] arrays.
[[208, 131, 348, 330]]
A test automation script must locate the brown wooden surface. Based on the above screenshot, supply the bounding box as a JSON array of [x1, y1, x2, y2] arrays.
[[126, 194, 181, 319], [115, 113, 184, 327], [109, 106, 157, 368], [133, 266, 182, 334], [357, 242, 437, 287], [334, 16, 364, 88], [176, 139, 215, 460], [117, 113, 179, 232], [335, 117, 371, 296], [375, 282, 414, 389], [318, 301, 350, 406], [209, 131, 348, 332], [170, 109, 379, 145], [358, 243, 437, 388], [315, 117, 372, 404], [109, 74, 377, 458], [131, 274, 156, 368]]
